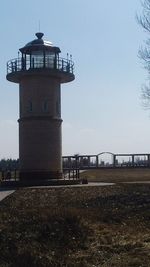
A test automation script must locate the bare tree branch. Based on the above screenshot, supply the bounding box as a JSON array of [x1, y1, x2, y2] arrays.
[[137, 0, 150, 107], [141, 84, 150, 109]]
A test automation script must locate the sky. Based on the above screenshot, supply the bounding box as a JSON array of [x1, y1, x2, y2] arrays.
[[0, 0, 149, 159]]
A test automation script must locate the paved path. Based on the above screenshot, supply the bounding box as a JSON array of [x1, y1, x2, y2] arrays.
[[0, 189, 15, 202], [27, 182, 115, 189]]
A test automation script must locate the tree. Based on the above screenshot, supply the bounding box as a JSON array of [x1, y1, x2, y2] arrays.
[[137, 0, 150, 108], [0, 158, 19, 170]]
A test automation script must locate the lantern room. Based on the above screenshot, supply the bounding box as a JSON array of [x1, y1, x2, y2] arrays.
[[7, 32, 74, 83]]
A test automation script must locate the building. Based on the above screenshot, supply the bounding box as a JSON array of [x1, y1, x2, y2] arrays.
[[6, 32, 75, 181]]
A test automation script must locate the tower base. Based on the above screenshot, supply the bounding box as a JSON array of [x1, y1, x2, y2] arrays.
[[19, 170, 62, 181]]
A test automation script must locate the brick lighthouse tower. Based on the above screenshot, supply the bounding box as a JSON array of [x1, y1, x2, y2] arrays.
[[6, 32, 75, 181]]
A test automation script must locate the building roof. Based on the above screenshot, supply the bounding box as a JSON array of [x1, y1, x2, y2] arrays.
[[19, 32, 61, 54]]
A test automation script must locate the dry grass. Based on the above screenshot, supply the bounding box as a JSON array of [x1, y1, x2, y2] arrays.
[[80, 168, 150, 183], [1, 183, 150, 266]]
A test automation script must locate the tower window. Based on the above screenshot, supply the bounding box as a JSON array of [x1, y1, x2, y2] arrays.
[[56, 93, 61, 116], [42, 100, 49, 112], [28, 101, 33, 112]]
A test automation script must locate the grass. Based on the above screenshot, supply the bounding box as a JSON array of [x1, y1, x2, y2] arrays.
[[80, 167, 150, 183], [1, 183, 150, 266]]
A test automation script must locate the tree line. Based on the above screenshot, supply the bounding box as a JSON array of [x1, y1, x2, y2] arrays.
[[0, 159, 19, 171]]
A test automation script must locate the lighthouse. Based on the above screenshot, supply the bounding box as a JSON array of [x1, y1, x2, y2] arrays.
[[6, 32, 75, 181]]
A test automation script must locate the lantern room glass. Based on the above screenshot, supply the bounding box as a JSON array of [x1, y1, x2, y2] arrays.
[[27, 50, 58, 69]]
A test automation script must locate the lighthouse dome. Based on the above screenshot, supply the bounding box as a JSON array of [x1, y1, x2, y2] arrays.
[[19, 32, 61, 54]]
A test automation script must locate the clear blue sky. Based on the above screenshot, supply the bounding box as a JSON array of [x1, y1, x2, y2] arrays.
[[0, 0, 149, 158]]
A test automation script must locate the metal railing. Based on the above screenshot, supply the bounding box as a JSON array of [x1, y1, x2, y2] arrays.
[[0, 170, 19, 182], [7, 56, 74, 75]]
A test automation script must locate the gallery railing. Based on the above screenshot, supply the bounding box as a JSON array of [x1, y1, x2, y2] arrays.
[[7, 57, 74, 75]]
